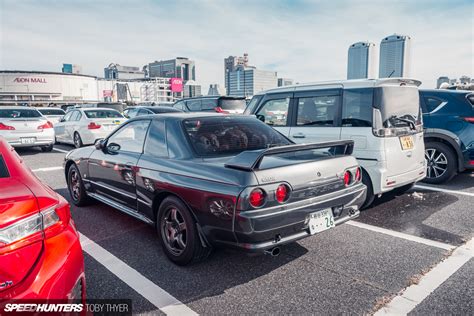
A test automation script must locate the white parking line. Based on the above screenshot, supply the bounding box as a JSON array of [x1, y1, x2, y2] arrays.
[[346, 221, 455, 251], [31, 166, 63, 172], [375, 238, 473, 315], [414, 184, 474, 197], [53, 148, 70, 153], [79, 233, 197, 316]]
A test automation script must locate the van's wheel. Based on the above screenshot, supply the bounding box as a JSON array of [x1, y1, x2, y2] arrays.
[[74, 132, 83, 148], [361, 170, 375, 209], [422, 142, 456, 184], [157, 196, 211, 265], [67, 164, 90, 206], [41, 144, 54, 152]]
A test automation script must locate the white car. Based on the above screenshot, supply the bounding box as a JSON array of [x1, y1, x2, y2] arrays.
[[0, 106, 55, 151], [54, 107, 126, 148], [37, 107, 66, 125]]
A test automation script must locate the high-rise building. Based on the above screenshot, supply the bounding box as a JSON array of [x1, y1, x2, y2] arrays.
[[227, 66, 277, 97], [437, 76, 450, 88], [148, 57, 195, 81], [225, 54, 249, 94], [183, 80, 201, 98], [278, 78, 294, 87], [379, 34, 412, 78], [104, 63, 144, 79], [347, 42, 377, 79]]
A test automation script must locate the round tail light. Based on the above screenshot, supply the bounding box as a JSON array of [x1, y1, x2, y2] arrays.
[[249, 189, 265, 208], [276, 184, 290, 203], [355, 167, 362, 182], [343, 171, 352, 186]]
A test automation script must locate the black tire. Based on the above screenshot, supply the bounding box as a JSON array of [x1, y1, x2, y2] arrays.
[[67, 164, 90, 206], [74, 132, 83, 148], [157, 196, 211, 265], [41, 144, 54, 152], [361, 169, 375, 210], [393, 182, 415, 196], [422, 142, 457, 184]]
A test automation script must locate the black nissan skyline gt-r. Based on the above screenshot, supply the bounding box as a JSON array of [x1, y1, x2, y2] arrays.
[[64, 113, 366, 265]]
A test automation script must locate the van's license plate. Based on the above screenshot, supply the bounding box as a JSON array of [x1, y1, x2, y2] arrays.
[[400, 135, 414, 150], [308, 208, 335, 235]]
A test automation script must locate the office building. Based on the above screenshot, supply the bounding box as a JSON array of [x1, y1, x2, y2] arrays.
[[278, 78, 294, 87], [379, 34, 412, 78], [436, 76, 450, 88], [225, 54, 249, 94], [148, 57, 195, 81], [183, 80, 202, 98], [347, 42, 377, 79], [227, 66, 277, 97], [104, 63, 145, 80], [208, 84, 225, 96], [62, 63, 82, 74]]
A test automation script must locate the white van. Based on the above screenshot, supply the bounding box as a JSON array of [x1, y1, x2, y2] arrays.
[[246, 78, 426, 207]]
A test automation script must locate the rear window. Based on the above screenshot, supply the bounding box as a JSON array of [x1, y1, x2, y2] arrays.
[[150, 107, 182, 114], [84, 110, 123, 119], [37, 108, 66, 116], [0, 155, 9, 178], [219, 98, 246, 111], [183, 117, 290, 157], [0, 109, 41, 118]]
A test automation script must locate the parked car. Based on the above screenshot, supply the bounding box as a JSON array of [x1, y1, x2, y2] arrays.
[[0, 137, 85, 299], [54, 108, 126, 148], [0, 107, 55, 152], [124, 106, 183, 118], [246, 78, 426, 207], [37, 107, 66, 125], [64, 113, 366, 265], [173, 96, 247, 114], [81, 102, 127, 112], [420, 89, 474, 183]]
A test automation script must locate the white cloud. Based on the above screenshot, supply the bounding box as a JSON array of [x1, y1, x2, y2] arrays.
[[0, 0, 472, 90]]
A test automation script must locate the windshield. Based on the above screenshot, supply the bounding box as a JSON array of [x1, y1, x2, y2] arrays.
[[374, 86, 420, 128], [38, 108, 65, 116], [219, 98, 247, 111], [183, 117, 291, 157], [84, 110, 123, 119], [0, 109, 42, 118]]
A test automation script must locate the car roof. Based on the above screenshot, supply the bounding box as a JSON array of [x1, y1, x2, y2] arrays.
[[174, 95, 246, 103], [0, 106, 40, 110], [130, 112, 248, 122], [420, 89, 472, 95], [37, 107, 65, 110], [78, 107, 122, 112]]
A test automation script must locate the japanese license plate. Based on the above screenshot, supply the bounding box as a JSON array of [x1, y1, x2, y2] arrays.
[[308, 208, 335, 235], [399, 135, 414, 150], [20, 137, 36, 144]]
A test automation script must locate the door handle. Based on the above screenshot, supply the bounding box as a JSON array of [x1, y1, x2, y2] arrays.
[[292, 133, 306, 138]]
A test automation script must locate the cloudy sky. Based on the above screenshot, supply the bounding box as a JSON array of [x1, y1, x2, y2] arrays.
[[0, 0, 472, 91]]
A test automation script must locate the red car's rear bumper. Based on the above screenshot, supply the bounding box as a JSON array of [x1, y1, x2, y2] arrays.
[[1, 222, 85, 300]]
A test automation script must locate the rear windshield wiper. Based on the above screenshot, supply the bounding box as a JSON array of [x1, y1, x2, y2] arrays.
[[388, 115, 416, 130]]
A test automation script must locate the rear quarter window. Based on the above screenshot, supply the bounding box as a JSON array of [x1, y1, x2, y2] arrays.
[[0, 155, 9, 178]]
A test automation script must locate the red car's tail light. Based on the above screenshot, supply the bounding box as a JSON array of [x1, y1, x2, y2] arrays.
[[88, 122, 101, 129], [0, 123, 15, 130], [343, 170, 352, 186], [249, 188, 265, 208], [275, 184, 290, 203], [214, 107, 229, 114], [355, 167, 362, 182], [37, 121, 53, 129]]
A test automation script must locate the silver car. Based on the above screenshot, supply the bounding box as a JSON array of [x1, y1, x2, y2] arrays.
[[54, 107, 126, 148], [0, 106, 55, 151], [37, 107, 66, 125]]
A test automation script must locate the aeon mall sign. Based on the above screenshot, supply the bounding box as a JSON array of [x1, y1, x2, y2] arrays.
[[13, 77, 47, 83]]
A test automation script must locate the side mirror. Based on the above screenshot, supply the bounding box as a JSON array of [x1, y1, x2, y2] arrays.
[[95, 139, 105, 150], [106, 142, 121, 154], [59, 118, 66, 122], [256, 114, 265, 122]]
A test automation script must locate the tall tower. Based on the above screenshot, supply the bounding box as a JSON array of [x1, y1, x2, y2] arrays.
[[379, 34, 412, 78], [347, 42, 376, 79]]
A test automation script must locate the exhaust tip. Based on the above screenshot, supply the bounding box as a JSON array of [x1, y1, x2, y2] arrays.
[[264, 247, 281, 257]]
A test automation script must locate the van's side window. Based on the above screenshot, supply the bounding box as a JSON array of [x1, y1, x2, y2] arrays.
[[255, 98, 290, 126], [342, 89, 373, 127], [296, 95, 338, 126]]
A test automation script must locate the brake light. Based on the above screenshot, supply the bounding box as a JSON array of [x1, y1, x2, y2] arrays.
[[355, 167, 362, 182], [88, 122, 101, 129], [37, 121, 53, 129], [0, 123, 15, 130], [249, 188, 265, 208], [343, 170, 352, 186], [462, 117, 474, 123], [276, 184, 290, 203], [214, 107, 229, 114]]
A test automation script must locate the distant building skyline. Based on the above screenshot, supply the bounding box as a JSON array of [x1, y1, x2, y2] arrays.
[[224, 54, 249, 94], [278, 78, 294, 87], [379, 34, 412, 78], [148, 57, 195, 81], [104, 63, 144, 80], [347, 42, 377, 79], [227, 66, 277, 97]]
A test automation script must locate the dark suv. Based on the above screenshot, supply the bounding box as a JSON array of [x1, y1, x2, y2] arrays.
[[173, 96, 247, 114], [420, 89, 474, 184]]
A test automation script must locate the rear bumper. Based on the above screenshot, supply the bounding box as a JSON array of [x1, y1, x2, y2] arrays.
[[381, 163, 426, 192], [214, 183, 366, 252], [1, 223, 85, 300], [1, 130, 55, 148], [80, 129, 112, 145]]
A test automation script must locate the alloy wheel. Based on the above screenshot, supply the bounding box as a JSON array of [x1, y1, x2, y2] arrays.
[[74, 134, 81, 148], [425, 148, 448, 179], [161, 207, 187, 256], [69, 169, 81, 201]]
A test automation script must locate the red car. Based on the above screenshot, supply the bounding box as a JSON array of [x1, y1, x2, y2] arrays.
[[0, 137, 85, 300]]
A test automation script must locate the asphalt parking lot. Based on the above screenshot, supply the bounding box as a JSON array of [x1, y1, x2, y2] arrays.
[[19, 144, 473, 315]]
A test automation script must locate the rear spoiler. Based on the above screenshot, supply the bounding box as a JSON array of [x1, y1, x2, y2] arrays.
[[224, 140, 354, 171]]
